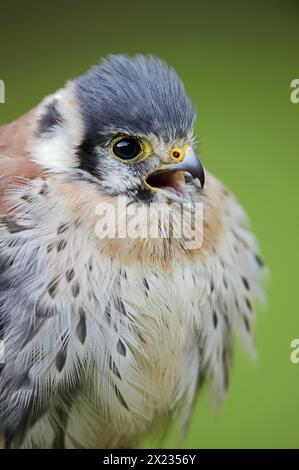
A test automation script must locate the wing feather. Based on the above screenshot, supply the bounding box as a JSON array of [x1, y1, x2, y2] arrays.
[[0, 110, 43, 214]]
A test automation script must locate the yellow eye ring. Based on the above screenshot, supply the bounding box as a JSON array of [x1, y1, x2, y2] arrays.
[[110, 136, 152, 163]]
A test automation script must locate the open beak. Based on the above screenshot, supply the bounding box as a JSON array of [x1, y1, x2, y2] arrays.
[[144, 147, 205, 205]]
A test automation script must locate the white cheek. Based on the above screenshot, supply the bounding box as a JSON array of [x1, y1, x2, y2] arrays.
[[31, 129, 79, 171], [29, 84, 84, 172]]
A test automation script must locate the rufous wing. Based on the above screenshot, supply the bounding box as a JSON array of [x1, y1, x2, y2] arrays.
[[0, 110, 43, 214]]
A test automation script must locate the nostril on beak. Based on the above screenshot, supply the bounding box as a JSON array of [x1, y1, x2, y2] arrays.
[[169, 146, 186, 163], [172, 150, 181, 159]]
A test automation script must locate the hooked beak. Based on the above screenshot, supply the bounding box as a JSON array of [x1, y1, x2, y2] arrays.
[[144, 147, 205, 205], [167, 147, 205, 188]]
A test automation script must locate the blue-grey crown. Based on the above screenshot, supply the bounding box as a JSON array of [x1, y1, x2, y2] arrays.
[[75, 54, 196, 143]]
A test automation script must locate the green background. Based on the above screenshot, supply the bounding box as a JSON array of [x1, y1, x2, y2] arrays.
[[0, 0, 298, 449]]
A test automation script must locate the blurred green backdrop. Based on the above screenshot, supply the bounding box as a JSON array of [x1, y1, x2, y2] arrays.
[[0, 0, 298, 449]]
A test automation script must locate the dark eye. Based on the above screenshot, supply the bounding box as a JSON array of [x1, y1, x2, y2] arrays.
[[112, 138, 141, 160]]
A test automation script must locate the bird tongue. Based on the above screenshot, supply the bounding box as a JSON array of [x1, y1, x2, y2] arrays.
[[146, 170, 184, 195], [145, 169, 195, 210]]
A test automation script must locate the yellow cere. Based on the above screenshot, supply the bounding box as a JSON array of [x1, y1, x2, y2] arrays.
[[168, 144, 188, 163]]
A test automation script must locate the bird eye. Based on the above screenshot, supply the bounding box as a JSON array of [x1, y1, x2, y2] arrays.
[[112, 138, 142, 161]]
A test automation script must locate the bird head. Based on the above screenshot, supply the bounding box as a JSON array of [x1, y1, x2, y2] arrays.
[[31, 55, 205, 206]]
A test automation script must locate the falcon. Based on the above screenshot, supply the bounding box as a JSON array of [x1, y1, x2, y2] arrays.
[[0, 55, 264, 448]]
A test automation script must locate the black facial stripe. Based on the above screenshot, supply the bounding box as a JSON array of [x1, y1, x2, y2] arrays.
[[76, 136, 101, 176], [36, 100, 63, 136], [76, 134, 155, 204]]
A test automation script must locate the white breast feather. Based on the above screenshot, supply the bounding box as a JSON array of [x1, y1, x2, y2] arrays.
[[0, 173, 264, 448]]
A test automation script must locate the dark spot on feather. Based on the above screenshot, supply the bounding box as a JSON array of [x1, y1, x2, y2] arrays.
[[222, 349, 229, 389], [0, 311, 6, 340], [213, 311, 218, 328], [55, 336, 68, 372], [244, 316, 250, 331], [8, 239, 19, 248], [114, 385, 129, 410], [223, 276, 228, 289], [35, 301, 55, 318], [109, 356, 121, 379], [21, 194, 31, 202], [6, 220, 29, 234], [57, 239, 67, 252], [16, 370, 31, 388], [242, 276, 250, 290], [245, 298, 252, 311], [118, 299, 127, 316], [39, 182, 48, 195], [55, 351, 67, 372], [72, 281, 80, 298], [57, 223, 68, 235], [66, 268, 75, 282], [88, 259, 93, 271], [232, 230, 249, 248], [105, 303, 111, 324], [255, 254, 264, 267], [117, 339, 126, 357], [74, 217, 81, 228], [76, 307, 87, 344], [143, 278, 149, 290], [210, 279, 214, 293], [47, 242, 55, 253], [137, 331, 146, 344], [48, 277, 59, 298]]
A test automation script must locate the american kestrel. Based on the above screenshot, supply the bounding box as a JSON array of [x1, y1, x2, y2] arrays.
[[0, 55, 264, 448]]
